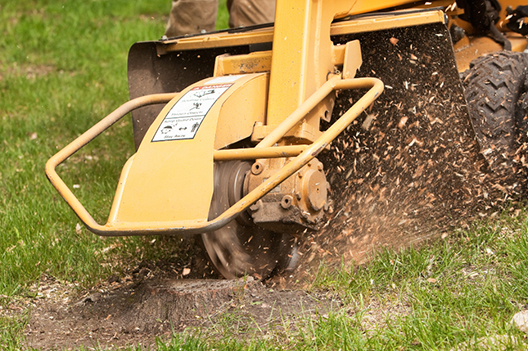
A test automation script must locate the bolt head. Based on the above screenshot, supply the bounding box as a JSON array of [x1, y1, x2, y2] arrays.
[[251, 162, 264, 175], [281, 195, 293, 209]]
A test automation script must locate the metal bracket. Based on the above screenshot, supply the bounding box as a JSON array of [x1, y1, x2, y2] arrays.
[[46, 76, 383, 236]]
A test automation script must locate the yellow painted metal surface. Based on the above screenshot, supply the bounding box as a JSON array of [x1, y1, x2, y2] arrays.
[[48, 0, 528, 238], [214, 41, 363, 145], [108, 74, 265, 226], [214, 51, 272, 76], [266, 0, 355, 127], [214, 42, 362, 78], [257, 75, 340, 148], [159, 29, 274, 54], [213, 145, 308, 161], [214, 73, 268, 149], [158, 0, 524, 55], [343, 0, 431, 17], [252, 120, 323, 144], [455, 34, 528, 72], [109, 88, 214, 225], [45, 93, 179, 234], [343, 40, 362, 79], [47, 75, 383, 236], [330, 10, 445, 35], [159, 7, 446, 53]]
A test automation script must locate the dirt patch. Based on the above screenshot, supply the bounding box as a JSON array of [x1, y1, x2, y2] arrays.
[[23, 274, 337, 350]]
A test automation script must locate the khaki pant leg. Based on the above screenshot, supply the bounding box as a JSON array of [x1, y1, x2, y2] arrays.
[[228, 0, 275, 28], [165, 0, 218, 37]]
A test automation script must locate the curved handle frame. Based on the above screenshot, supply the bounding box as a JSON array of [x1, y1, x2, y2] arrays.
[[45, 76, 384, 236]]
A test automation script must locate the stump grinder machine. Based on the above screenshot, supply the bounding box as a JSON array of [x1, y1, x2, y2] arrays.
[[46, 0, 528, 279]]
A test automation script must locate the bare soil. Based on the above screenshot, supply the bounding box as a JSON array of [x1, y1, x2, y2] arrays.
[[23, 269, 337, 350]]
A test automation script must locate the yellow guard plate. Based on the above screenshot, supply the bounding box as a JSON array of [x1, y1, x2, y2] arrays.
[[107, 74, 260, 227]]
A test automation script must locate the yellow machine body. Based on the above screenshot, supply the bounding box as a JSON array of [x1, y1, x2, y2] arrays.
[[47, 0, 389, 235], [109, 74, 267, 228], [46, 0, 528, 276], [47, 0, 528, 234]]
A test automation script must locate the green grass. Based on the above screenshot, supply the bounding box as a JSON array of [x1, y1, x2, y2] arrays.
[[0, 0, 169, 294], [310, 214, 528, 350], [53, 213, 528, 351], [0, 1, 230, 348], [217, 0, 230, 30], [0, 1, 174, 348], [2, 1, 528, 350], [148, 213, 528, 351], [0, 0, 229, 297]]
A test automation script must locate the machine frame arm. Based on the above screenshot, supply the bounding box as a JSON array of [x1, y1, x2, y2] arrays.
[[45, 77, 384, 236]]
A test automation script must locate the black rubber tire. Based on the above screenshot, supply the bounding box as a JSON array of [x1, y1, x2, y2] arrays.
[[462, 51, 528, 171]]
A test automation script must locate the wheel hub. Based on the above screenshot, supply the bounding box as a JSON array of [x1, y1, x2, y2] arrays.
[[202, 161, 295, 279]]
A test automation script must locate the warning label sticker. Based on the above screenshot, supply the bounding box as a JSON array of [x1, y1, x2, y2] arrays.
[[152, 83, 233, 142]]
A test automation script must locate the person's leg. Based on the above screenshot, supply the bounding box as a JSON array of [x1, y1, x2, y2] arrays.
[[165, 0, 218, 37], [226, 0, 234, 12], [228, 0, 275, 28]]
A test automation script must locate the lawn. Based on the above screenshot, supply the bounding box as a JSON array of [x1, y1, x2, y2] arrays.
[[1, 1, 528, 350], [0, 0, 177, 294], [0, 0, 208, 347]]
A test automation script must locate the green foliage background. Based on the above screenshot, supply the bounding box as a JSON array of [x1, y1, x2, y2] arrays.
[[0, 0, 230, 297]]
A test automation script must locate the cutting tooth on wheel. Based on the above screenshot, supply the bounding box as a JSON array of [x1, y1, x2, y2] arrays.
[[202, 161, 294, 279]]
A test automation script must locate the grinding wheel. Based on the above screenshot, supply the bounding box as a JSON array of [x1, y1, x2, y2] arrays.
[[202, 161, 297, 279]]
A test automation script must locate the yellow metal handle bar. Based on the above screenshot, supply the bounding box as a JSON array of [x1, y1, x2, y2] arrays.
[[46, 77, 383, 236], [258, 75, 342, 148], [45, 93, 179, 232]]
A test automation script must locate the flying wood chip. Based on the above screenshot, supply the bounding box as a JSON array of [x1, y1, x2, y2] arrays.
[[289, 23, 527, 286]]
